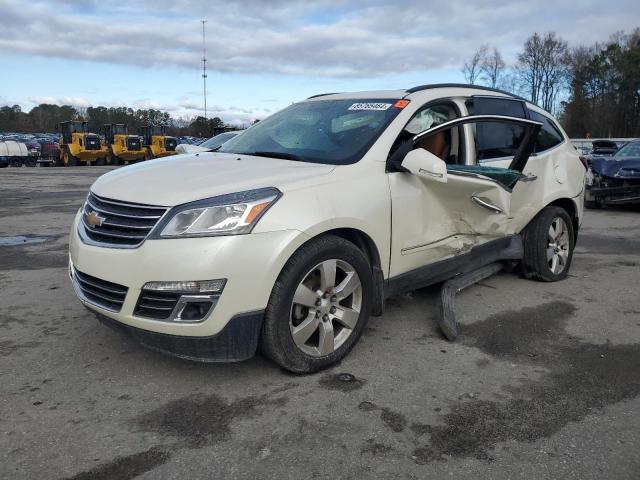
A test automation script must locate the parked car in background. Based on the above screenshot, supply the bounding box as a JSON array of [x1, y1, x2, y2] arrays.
[[69, 84, 584, 373], [590, 139, 619, 156], [175, 131, 241, 154], [585, 139, 640, 208]]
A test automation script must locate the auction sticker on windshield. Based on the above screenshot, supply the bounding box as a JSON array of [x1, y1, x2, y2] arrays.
[[348, 103, 392, 111]]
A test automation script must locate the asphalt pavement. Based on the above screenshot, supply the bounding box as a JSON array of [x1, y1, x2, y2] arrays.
[[1, 167, 639, 479]]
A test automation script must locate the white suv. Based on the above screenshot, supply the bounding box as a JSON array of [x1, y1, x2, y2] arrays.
[[69, 84, 585, 373]]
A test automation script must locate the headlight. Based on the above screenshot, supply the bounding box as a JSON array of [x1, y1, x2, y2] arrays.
[[153, 187, 281, 238]]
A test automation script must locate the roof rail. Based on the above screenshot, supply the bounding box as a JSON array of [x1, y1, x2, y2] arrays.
[[405, 83, 529, 102], [307, 92, 341, 99]]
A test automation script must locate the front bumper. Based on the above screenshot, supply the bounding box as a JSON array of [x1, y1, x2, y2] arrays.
[[586, 183, 640, 204], [69, 209, 306, 356], [88, 307, 264, 362]]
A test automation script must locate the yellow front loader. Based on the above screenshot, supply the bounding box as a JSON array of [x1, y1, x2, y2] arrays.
[[139, 125, 178, 159], [102, 124, 147, 165], [57, 121, 108, 166]]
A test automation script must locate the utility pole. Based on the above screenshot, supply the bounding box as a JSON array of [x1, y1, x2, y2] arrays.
[[201, 20, 208, 122]]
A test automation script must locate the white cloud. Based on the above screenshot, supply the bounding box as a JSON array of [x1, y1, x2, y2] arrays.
[[28, 96, 92, 108], [1, 0, 638, 78]]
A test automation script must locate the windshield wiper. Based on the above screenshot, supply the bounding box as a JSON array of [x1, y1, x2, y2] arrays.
[[248, 151, 304, 161]]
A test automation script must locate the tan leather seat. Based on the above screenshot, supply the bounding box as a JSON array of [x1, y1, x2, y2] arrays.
[[417, 132, 450, 160]]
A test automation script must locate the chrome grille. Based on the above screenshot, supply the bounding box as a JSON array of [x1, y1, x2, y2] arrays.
[[81, 192, 167, 247], [72, 267, 128, 312], [134, 291, 180, 319]]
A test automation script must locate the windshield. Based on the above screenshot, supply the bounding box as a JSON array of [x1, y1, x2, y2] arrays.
[[614, 141, 640, 158], [218, 99, 404, 165], [200, 132, 238, 149]]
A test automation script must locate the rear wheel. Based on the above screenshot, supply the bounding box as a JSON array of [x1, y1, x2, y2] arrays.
[[521, 206, 574, 282], [261, 235, 373, 373]]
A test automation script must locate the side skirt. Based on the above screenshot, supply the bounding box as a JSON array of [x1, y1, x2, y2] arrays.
[[384, 235, 523, 299]]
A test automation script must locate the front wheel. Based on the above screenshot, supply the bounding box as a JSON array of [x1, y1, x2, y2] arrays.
[[521, 206, 575, 282], [261, 235, 373, 373]]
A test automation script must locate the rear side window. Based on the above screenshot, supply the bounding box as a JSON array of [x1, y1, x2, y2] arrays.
[[475, 122, 528, 162], [471, 96, 527, 118], [529, 110, 563, 153], [466, 96, 529, 162]]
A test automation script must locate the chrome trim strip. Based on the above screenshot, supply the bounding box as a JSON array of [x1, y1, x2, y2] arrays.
[[74, 273, 127, 295], [471, 195, 504, 213], [401, 233, 478, 254], [101, 220, 155, 230], [70, 265, 126, 313], [91, 194, 167, 210], [447, 170, 513, 193], [86, 197, 164, 220], [81, 218, 147, 240]]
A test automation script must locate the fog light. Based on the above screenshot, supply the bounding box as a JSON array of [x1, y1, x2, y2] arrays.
[[172, 295, 218, 323], [142, 279, 226, 294], [179, 301, 213, 321]]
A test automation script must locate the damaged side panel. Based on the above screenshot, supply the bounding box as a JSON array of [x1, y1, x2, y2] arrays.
[[388, 172, 514, 278]]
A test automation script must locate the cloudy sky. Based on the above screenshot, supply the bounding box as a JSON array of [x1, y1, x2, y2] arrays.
[[1, 0, 639, 124]]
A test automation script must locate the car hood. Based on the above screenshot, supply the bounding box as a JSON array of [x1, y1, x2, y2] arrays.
[[91, 152, 335, 206], [175, 144, 208, 154], [591, 156, 640, 178]]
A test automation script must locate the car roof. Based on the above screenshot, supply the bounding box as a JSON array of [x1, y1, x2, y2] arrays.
[[307, 83, 524, 102], [304, 83, 563, 121]]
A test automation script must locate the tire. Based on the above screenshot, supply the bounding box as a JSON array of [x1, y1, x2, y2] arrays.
[[64, 148, 78, 167], [95, 157, 105, 166], [261, 235, 373, 373], [521, 206, 575, 282]]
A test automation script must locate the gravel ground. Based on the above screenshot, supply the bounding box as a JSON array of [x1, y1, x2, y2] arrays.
[[1, 167, 639, 480]]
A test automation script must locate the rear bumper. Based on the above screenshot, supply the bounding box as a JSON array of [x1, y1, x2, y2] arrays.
[[88, 307, 264, 362], [586, 184, 640, 204]]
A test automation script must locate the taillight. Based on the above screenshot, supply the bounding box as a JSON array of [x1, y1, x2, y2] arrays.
[[578, 156, 589, 170]]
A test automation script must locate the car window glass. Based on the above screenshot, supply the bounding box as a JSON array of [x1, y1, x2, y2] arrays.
[[472, 96, 527, 118], [529, 110, 563, 153], [615, 142, 640, 157], [200, 132, 237, 149], [475, 122, 527, 163], [425, 120, 527, 188], [219, 99, 403, 165], [389, 103, 462, 165]]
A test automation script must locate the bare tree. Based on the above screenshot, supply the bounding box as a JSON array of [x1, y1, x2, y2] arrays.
[[462, 45, 488, 84], [481, 47, 505, 88], [516, 32, 570, 112]]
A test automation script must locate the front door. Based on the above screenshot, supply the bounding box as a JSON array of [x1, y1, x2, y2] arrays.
[[387, 113, 541, 278]]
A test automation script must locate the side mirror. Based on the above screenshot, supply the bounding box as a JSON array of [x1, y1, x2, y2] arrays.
[[401, 148, 447, 183]]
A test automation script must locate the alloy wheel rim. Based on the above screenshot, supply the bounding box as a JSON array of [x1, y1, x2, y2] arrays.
[[547, 217, 570, 274], [289, 259, 362, 357]]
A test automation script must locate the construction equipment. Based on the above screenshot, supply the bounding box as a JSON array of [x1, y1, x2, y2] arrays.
[[102, 124, 147, 165], [57, 121, 108, 166], [138, 125, 178, 160]]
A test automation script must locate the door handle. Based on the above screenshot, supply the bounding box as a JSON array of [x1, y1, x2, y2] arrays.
[[471, 195, 503, 213], [519, 173, 538, 182]]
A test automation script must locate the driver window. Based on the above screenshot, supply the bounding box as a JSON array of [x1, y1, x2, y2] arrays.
[[389, 103, 462, 165]]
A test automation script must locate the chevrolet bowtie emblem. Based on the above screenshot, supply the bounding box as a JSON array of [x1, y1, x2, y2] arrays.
[[86, 210, 106, 228]]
